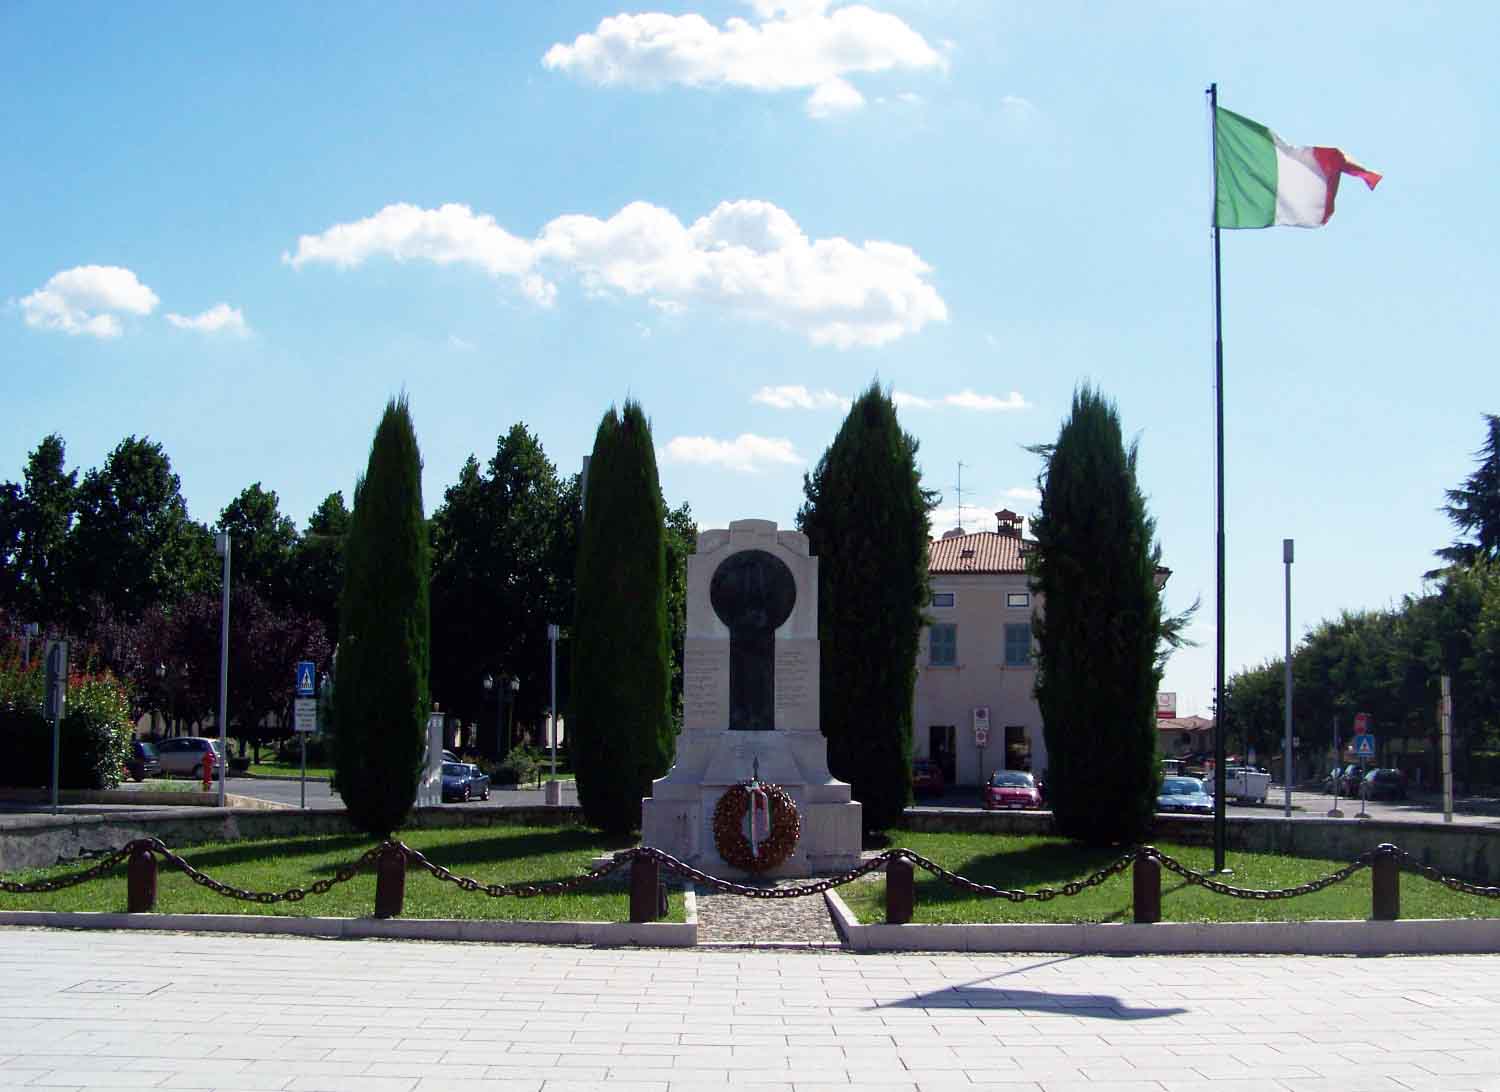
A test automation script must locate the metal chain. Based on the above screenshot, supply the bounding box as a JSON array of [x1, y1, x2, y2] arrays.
[[894, 846, 1137, 902], [1390, 845, 1500, 898], [7, 837, 1500, 907], [151, 839, 382, 904], [0, 842, 136, 893], [1141, 844, 1375, 900], [396, 842, 631, 898]]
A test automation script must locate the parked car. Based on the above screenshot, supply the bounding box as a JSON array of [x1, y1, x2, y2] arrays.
[[441, 762, 490, 802], [1360, 767, 1408, 801], [1157, 776, 1214, 815], [983, 770, 1042, 810], [124, 740, 161, 782], [1323, 764, 1363, 795], [154, 737, 227, 777], [912, 759, 946, 796]]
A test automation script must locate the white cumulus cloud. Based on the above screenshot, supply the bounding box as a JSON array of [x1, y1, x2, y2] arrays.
[[20, 265, 159, 339], [286, 199, 946, 348], [1004, 487, 1041, 503], [542, 2, 944, 119], [752, 385, 847, 410], [663, 433, 802, 473], [165, 303, 248, 336], [893, 389, 1031, 412], [945, 389, 1029, 411]]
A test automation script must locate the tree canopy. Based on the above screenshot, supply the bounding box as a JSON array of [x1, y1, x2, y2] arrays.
[[1029, 386, 1166, 846], [571, 401, 672, 834], [334, 397, 430, 838], [797, 381, 933, 831]]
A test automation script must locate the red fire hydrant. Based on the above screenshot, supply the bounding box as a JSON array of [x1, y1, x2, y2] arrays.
[[201, 750, 215, 791]]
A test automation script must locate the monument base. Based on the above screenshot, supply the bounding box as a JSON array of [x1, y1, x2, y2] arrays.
[[641, 728, 863, 879]]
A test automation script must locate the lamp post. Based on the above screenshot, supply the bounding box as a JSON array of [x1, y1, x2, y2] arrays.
[[214, 532, 231, 808], [482, 674, 500, 759], [507, 676, 520, 750]]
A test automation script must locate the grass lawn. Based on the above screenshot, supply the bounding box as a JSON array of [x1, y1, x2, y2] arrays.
[[0, 824, 685, 923], [838, 831, 1500, 925], [245, 762, 334, 780]]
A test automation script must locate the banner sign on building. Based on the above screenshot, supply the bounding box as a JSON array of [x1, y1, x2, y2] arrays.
[[1156, 692, 1177, 719]]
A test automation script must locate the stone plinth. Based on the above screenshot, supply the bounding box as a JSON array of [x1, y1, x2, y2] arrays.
[[641, 519, 861, 878]]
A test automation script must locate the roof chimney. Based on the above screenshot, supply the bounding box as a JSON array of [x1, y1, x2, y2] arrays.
[[995, 509, 1022, 538]]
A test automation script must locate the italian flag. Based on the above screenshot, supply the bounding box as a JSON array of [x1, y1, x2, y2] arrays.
[[1214, 107, 1381, 229]]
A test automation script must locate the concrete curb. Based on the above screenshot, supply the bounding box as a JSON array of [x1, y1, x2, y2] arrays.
[[0, 888, 697, 947], [824, 889, 1500, 954]]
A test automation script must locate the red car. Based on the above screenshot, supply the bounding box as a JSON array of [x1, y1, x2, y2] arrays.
[[984, 770, 1042, 810], [911, 758, 946, 796]]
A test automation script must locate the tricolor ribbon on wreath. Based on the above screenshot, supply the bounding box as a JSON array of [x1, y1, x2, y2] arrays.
[[745, 782, 771, 859]]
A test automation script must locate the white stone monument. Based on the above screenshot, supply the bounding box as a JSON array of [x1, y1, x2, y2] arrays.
[[640, 519, 862, 877]]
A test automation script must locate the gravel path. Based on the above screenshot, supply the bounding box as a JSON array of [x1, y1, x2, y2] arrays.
[[693, 877, 849, 945]]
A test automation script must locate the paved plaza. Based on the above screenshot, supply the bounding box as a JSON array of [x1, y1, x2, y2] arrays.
[[1, 929, 1498, 1091]]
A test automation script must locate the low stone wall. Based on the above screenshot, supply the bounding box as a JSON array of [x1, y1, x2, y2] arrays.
[[901, 807, 1500, 884], [0, 805, 586, 873]]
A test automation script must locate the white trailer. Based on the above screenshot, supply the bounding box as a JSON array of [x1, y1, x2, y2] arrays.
[[1222, 766, 1271, 804]]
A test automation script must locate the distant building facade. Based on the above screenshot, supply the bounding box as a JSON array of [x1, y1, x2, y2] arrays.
[[912, 510, 1046, 787]]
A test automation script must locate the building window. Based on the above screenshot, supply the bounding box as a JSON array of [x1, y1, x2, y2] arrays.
[[1007, 591, 1030, 608], [931, 591, 956, 608], [929, 624, 957, 666], [1004, 622, 1032, 666]]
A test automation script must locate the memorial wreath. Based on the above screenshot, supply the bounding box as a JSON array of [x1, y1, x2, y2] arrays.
[[711, 780, 800, 872]]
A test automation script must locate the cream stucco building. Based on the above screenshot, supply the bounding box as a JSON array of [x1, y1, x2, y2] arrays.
[[912, 510, 1046, 787]]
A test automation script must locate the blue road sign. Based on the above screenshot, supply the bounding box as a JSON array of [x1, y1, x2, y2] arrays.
[[1353, 734, 1376, 758], [295, 661, 316, 697]]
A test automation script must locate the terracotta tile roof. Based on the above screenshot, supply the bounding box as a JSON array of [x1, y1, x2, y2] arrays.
[[927, 531, 1031, 574]]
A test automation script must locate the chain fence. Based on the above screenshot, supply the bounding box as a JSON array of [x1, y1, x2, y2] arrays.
[[2, 837, 1499, 910]]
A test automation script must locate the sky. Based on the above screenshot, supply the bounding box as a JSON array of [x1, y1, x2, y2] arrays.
[[3, 1, 1496, 718]]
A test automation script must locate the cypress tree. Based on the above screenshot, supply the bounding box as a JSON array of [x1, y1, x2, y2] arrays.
[[1030, 386, 1162, 846], [333, 397, 430, 839], [797, 382, 932, 831], [572, 401, 672, 834]]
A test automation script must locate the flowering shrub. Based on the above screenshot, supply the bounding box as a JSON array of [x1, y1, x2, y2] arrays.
[[1, 643, 133, 790]]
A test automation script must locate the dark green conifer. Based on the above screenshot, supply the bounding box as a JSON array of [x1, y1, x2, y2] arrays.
[[797, 382, 933, 831], [334, 397, 430, 838], [572, 401, 672, 834], [1030, 386, 1162, 845]]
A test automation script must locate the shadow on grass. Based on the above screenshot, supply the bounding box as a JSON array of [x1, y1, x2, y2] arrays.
[[167, 835, 375, 873]]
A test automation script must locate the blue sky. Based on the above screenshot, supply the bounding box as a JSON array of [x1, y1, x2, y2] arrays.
[[3, 1, 1495, 718]]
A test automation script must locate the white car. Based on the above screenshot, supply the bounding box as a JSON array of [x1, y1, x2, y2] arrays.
[[154, 737, 227, 776]]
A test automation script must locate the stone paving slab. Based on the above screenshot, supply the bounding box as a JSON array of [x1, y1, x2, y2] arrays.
[[3, 929, 1500, 1090]]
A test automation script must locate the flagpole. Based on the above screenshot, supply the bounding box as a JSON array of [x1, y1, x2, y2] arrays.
[[1208, 82, 1229, 874]]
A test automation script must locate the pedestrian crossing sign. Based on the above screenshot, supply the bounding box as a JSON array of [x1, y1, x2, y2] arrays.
[[295, 661, 316, 697], [1353, 734, 1375, 757]]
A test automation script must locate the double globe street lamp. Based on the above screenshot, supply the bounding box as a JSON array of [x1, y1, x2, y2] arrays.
[[482, 673, 520, 758]]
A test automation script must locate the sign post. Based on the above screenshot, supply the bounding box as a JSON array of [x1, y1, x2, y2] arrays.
[[547, 624, 560, 783], [1441, 675, 1453, 823], [44, 640, 68, 815], [294, 662, 316, 810]]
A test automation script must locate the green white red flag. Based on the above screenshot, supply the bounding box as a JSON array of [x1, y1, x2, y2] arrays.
[[1214, 107, 1381, 229]]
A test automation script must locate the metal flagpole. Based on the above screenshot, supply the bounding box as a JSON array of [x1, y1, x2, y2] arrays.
[[1208, 82, 1228, 873]]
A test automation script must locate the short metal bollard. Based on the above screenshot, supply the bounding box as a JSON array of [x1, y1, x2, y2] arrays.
[[373, 843, 407, 919], [1133, 847, 1161, 924], [126, 843, 157, 913], [886, 857, 915, 925], [1372, 843, 1400, 921], [629, 854, 660, 923]]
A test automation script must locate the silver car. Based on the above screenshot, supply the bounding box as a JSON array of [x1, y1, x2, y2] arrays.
[[154, 737, 226, 776]]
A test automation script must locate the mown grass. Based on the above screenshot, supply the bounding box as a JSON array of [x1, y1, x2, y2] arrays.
[[245, 762, 335, 780], [0, 824, 684, 923], [839, 831, 1500, 925]]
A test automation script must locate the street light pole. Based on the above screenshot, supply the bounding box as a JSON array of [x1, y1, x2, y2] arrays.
[[548, 623, 559, 781], [1283, 538, 1294, 819], [214, 532, 231, 808], [508, 676, 519, 751]]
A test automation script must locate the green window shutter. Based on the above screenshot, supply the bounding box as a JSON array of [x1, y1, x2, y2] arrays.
[[929, 624, 957, 666], [1004, 622, 1032, 666]]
